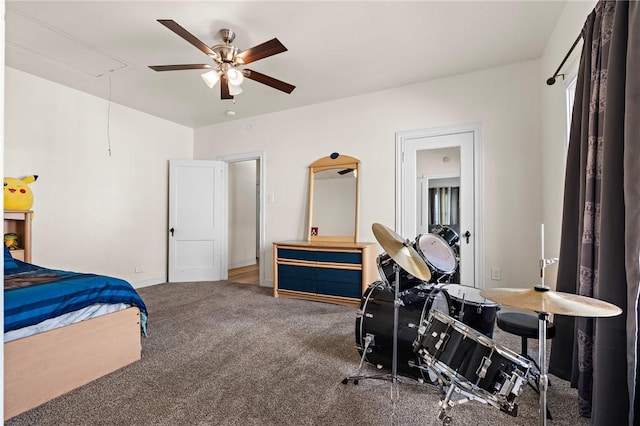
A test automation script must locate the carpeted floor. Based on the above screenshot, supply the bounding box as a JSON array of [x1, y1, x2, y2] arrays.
[[6, 281, 590, 425]]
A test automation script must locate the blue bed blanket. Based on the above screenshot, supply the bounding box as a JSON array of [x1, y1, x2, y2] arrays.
[[4, 259, 148, 335]]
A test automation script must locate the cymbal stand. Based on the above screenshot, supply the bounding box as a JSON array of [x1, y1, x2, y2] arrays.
[[535, 258, 557, 425], [533, 284, 551, 426], [390, 262, 403, 424], [342, 264, 404, 425]]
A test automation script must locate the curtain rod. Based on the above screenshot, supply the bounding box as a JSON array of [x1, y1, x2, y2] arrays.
[[546, 32, 583, 85]]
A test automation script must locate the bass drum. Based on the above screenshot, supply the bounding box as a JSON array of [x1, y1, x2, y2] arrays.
[[355, 281, 450, 380]]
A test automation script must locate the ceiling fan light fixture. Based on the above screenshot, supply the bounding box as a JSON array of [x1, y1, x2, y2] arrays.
[[151, 20, 295, 99], [201, 70, 220, 88], [226, 68, 244, 86], [228, 84, 243, 96]]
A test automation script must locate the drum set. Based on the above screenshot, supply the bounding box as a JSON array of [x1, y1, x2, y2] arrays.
[[343, 223, 622, 426]]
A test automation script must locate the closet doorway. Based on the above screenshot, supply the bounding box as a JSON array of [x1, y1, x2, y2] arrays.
[[220, 152, 265, 285]]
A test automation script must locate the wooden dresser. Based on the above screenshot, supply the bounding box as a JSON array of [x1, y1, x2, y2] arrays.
[[273, 240, 378, 307]]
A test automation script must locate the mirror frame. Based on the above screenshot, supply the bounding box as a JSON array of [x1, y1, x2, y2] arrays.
[[307, 154, 360, 243]]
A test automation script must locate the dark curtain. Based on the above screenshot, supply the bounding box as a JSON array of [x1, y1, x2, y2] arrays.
[[548, 1, 640, 425]]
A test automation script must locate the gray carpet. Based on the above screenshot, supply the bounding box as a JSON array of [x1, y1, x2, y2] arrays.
[[7, 281, 589, 425]]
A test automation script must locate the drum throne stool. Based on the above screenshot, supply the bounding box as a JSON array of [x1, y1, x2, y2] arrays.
[[496, 310, 555, 418]]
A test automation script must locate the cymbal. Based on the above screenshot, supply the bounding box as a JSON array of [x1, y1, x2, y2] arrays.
[[372, 223, 431, 282], [480, 287, 622, 317]]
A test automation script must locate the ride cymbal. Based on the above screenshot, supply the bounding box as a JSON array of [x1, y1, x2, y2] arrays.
[[372, 223, 431, 282], [480, 287, 622, 317]]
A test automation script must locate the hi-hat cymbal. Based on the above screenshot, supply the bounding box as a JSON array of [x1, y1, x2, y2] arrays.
[[372, 223, 431, 282], [480, 287, 622, 317]]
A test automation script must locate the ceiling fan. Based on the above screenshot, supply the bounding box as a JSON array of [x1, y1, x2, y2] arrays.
[[149, 19, 295, 100]]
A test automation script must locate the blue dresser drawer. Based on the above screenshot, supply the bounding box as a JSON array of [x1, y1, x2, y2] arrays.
[[317, 251, 362, 264], [279, 264, 316, 280], [316, 280, 362, 298], [279, 275, 316, 293], [278, 248, 317, 262], [278, 264, 316, 293], [316, 267, 361, 284]]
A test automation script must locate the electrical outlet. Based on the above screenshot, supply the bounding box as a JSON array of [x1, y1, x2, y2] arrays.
[[491, 267, 501, 281], [135, 266, 144, 273]]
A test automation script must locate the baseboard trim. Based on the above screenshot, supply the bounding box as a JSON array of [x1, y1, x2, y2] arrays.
[[132, 277, 166, 289], [229, 259, 258, 270]]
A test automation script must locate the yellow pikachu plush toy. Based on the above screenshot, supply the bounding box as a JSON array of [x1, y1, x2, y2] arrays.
[[4, 175, 38, 211]]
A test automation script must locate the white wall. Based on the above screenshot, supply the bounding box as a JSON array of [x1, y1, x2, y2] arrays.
[[228, 160, 257, 268], [540, 0, 596, 288], [4, 67, 193, 287], [194, 59, 544, 289]]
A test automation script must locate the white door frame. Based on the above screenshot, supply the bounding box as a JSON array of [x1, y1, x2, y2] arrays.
[[395, 123, 483, 288], [218, 151, 266, 286]]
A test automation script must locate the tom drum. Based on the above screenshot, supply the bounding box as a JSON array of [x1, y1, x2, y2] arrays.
[[376, 252, 424, 292], [414, 232, 457, 282], [440, 284, 499, 337]]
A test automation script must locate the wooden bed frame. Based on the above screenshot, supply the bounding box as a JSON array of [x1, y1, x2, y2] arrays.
[[4, 307, 142, 420]]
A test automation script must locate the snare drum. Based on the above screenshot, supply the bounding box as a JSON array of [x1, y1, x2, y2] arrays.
[[415, 310, 531, 410], [441, 284, 499, 337], [414, 233, 458, 281], [377, 252, 424, 292], [355, 281, 450, 380]]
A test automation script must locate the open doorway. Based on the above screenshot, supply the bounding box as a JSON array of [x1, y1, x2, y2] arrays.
[[220, 152, 265, 285]]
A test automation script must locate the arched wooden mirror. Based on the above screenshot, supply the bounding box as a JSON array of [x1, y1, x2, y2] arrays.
[[307, 153, 360, 242]]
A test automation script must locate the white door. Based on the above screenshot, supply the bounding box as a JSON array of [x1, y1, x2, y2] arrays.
[[169, 160, 226, 282], [396, 125, 481, 287]]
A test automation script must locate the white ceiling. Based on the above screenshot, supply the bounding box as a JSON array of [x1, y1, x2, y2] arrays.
[[5, 1, 567, 129]]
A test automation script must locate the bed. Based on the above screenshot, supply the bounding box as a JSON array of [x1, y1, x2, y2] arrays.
[[3, 246, 148, 420]]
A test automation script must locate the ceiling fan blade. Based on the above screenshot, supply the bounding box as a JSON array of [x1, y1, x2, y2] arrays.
[[236, 38, 287, 65], [220, 74, 233, 100], [149, 64, 213, 71], [244, 69, 295, 94], [157, 19, 221, 62]]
